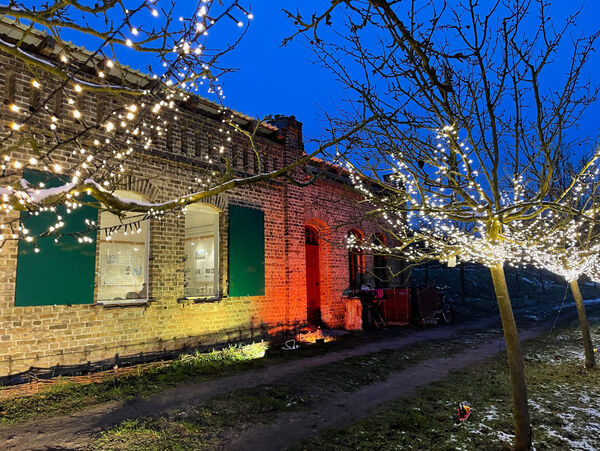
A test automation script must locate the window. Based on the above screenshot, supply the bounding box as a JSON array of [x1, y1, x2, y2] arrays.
[[306, 226, 319, 245], [348, 229, 364, 290], [185, 204, 220, 298], [96, 191, 149, 302], [372, 233, 388, 288]]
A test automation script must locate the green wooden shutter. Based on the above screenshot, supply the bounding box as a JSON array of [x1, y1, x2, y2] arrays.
[[228, 205, 265, 297], [15, 169, 98, 306]]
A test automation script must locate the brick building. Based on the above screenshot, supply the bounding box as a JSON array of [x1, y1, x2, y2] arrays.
[[0, 20, 402, 378]]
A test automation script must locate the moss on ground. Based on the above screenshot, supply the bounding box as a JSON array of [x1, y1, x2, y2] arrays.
[[0, 343, 269, 424], [90, 417, 220, 451]]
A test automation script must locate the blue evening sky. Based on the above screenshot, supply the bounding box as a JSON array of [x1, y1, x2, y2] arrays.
[[214, 2, 600, 149], [16, 1, 600, 148], [215, 1, 340, 142]]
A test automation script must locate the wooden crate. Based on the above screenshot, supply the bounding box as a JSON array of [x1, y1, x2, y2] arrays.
[[382, 288, 410, 326]]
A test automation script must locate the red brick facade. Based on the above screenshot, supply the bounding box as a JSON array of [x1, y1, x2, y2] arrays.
[[0, 27, 402, 378]]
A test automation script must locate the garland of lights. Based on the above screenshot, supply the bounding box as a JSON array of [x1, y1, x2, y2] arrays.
[[0, 0, 256, 253], [345, 124, 600, 274]]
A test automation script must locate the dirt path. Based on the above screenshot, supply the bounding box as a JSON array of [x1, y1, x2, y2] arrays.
[[1, 303, 585, 451], [222, 329, 536, 451], [223, 304, 599, 451], [1, 318, 501, 451]]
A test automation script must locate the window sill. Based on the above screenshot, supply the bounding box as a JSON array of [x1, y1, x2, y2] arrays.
[[96, 299, 151, 308], [177, 296, 221, 304]]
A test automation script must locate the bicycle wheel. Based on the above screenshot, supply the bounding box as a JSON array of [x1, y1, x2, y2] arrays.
[[441, 297, 455, 324]]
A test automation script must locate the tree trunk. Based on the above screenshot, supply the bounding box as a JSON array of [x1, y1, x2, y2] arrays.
[[569, 279, 596, 369], [490, 263, 532, 450]]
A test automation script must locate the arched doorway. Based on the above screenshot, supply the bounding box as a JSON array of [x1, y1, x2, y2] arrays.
[[305, 226, 321, 325]]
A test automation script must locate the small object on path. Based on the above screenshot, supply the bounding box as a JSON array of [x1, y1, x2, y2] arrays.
[[282, 339, 299, 351], [456, 401, 472, 423]]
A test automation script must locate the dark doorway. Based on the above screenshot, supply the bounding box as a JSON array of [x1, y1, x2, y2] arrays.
[[305, 226, 321, 325]]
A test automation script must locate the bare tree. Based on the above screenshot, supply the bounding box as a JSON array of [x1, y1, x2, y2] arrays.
[[521, 156, 600, 369], [0, 1, 372, 248], [288, 1, 600, 449]]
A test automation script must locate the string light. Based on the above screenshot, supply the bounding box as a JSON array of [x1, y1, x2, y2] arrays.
[[0, 1, 256, 255], [346, 125, 600, 275]]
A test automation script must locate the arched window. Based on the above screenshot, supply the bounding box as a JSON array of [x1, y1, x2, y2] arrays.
[[372, 233, 388, 288], [184, 203, 220, 298], [306, 226, 319, 245], [348, 229, 364, 290], [97, 191, 149, 302]]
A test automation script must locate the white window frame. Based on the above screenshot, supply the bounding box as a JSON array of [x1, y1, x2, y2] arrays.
[[184, 203, 220, 300], [96, 191, 151, 306]]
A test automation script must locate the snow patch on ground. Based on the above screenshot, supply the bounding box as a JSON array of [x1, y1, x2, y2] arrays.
[[529, 399, 550, 415], [520, 276, 541, 287], [579, 393, 590, 404], [495, 430, 515, 445], [533, 380, 600, 449], [481, 405, 499, 422], [542, 424, 599, 451], [524, 314, 542, 321]]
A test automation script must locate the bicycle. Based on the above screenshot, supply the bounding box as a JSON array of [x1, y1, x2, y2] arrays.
[[436, 285, 456, 325]]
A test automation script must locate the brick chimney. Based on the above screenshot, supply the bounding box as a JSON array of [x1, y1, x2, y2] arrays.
[[268, 115, 304, 166]]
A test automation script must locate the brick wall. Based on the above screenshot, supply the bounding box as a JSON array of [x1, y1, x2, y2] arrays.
[[0, 47, 402, 377]]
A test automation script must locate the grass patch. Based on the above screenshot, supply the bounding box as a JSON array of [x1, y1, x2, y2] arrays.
[[93, 386, 311, 450], [90, 417, 220, 451], [292, 310, 600, 450], [0, 343, 269, 424]]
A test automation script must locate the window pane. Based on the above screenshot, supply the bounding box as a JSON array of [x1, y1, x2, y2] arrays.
[[185, 206, 219, 298], [97, 202, 148, 301]]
